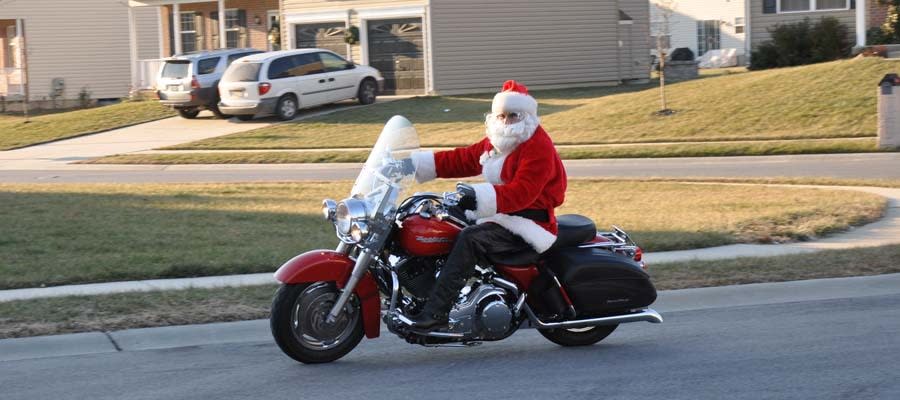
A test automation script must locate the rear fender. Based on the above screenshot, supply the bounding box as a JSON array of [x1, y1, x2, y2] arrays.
[[273, 250, 380, 339]]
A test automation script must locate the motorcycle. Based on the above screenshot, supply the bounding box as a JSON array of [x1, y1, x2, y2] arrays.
[[270, 116, 662, 364]]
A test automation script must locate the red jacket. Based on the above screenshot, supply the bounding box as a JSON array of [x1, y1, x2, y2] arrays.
[[413, 126, 566, 253]]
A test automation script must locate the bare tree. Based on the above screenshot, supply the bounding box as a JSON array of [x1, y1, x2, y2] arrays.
[[652, 0, 676, 115]]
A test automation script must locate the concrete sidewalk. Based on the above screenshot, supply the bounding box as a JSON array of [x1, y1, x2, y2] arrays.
[[3, 273, 899, 362]]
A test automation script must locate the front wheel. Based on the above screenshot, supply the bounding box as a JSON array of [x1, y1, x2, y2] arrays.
[[177, 108, 200, 119], [538, 325, 618, 347], [270, 282, 364, 364]]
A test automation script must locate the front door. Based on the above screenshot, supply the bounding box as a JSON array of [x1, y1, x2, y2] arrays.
[[366, 18, 424, 95], [294, 22, 347, 57], [267, 10, 281, 51]]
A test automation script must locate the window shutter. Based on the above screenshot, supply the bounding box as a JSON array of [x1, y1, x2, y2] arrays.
[[195, 12, 205, 50], [168, 9, 175, 56], [210, 11, 219, 46], [763, 0, 777, 13], [238, 9, 247, 47], [850, 0, 856, 9]]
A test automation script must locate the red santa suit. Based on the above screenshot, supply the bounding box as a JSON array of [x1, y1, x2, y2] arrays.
[[411, 81, 567, 253]]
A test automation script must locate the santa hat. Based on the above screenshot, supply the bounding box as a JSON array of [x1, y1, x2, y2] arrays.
[[492, 80, 538, 117]]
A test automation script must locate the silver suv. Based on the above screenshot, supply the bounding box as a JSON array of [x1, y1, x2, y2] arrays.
[[157, 48, 262, 119]]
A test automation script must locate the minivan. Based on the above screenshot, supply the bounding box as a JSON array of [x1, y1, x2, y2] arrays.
[[218, 49, 384, 121], [157, 48, 262, 119]]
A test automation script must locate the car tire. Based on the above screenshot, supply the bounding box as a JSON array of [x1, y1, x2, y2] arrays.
[[357, 79, 377, 105], [208, 101, 229, 119], [235, 114, 255, 121], [177, 108, 201, 119], [275, 95, 299, 121]]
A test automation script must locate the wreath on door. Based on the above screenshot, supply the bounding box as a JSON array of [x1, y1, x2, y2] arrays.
[[344, 26, 359, 45]]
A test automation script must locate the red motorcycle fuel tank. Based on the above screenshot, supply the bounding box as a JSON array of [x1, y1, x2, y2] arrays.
[[397, 214, 462, 257]]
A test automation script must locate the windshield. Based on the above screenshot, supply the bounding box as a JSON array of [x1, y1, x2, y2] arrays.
[[351, 115, 420, 201], [161, 61, 190, 79]]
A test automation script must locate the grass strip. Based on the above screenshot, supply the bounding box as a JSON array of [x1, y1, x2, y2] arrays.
[[0, 181, 886, 289], [0, 101, 175, 150], [3, 243, 898, 339], [169, 58, 894, 151], [85, 138, 883, 165]]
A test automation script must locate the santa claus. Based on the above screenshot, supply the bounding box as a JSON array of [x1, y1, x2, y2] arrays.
[[408, 80, 567, 330]]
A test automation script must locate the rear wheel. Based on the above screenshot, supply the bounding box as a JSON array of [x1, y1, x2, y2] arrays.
[[208, 101, 228, 119], [275, 95, 298, 121], [177, 108, 200, 119], [270, 282, 364, 364], [357, 79, 377, 105], [538, 325, 618, 347]]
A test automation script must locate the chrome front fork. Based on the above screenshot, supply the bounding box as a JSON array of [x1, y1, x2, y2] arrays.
[[326, 247, 374, 323]]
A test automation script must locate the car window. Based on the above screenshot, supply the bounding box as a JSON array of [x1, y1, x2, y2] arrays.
[[287, 53, 325, 77], [227, 52, 260, 66], [223, 62, 262, 82], [319, 52, 351, 73], [268, 56, 295, 80], [197, 57, 221, 75], [161, 61, 190, 78]]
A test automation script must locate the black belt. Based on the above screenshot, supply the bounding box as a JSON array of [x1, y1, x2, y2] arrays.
[[510, 208, 549, 223]]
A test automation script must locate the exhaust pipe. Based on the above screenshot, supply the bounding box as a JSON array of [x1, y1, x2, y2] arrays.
[[524, 307, 663, 329]]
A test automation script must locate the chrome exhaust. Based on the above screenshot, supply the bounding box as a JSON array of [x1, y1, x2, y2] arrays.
[[524, 306, 663, 329]]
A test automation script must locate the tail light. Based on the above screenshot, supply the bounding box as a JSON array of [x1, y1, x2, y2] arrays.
[[258, 82, 272, 96], [190, 77, 200, 90], [633, 246, 643, 262]]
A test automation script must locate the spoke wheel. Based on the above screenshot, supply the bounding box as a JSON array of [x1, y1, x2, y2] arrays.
[[271, 282, 364, 364]]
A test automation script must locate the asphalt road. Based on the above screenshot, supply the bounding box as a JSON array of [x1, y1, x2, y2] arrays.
[[1, 153, 898, 183], [3, 293, 898, 400]]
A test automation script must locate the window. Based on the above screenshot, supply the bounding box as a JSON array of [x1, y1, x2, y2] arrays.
[[224, 62, 262, 82], [161, 61, 190, 79], [778, 0, 849, 12], [267, 54, 323, 79], [197, 57, 220, 75], [180, 12, 197, 53], [227, 52, 260, 66], [319, 52, 350, 72], [225, 9, 243, 48], [697, 20, 721, 56], [735, 17, 745, 34]]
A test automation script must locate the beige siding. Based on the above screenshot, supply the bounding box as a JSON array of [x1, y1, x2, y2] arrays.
[[620, 1, 651, 81], [430, 0, 621, 93], [135, 6, 161, 60], [749, 0, 856, 48], [0, 0, 137, 100]]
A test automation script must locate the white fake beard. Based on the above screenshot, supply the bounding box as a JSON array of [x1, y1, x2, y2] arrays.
[[485, 114, 539, 154]]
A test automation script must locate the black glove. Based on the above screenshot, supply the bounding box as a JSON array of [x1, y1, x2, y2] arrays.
[[456, 182, 477, 211], [400, 158, 416, 176]]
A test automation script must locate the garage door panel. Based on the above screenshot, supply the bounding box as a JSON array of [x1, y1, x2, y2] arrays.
[[295, 23, 347, 57], [367, 18, 424, 95]]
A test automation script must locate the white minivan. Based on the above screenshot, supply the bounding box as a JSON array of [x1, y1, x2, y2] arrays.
[[218, 49, 384, 121]]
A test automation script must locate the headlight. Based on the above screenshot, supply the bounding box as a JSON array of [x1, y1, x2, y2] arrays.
[[334, 198, 368, 235], [322, 199, 337, 221], [350, 221, 369, 242]]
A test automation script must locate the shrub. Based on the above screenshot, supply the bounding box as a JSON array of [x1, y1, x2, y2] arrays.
[[670, 47, 695, 61], [749, 17, 851, 70]]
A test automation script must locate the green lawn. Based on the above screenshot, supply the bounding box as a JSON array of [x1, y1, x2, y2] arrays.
[[88, 137, 880, 165], [0, 101, 175, 150], [4, 243, 899, 339], [0, 181, 885, 289], [170, 58, 896, 151]]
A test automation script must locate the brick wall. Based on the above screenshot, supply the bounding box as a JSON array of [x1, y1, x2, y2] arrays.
[[160, 0, 278, 56], [869, 1, 892, 29]]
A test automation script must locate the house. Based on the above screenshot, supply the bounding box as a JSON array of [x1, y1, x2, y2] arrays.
[[649, 0, 886, 66], [269, 0, 653, 95], [0, 0, 159, 107]]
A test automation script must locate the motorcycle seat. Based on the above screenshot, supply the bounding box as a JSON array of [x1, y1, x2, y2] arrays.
[[551, 214, 597, 249]]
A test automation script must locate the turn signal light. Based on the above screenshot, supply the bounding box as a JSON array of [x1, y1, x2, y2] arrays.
[[190, 77, 200, 90], [258, 82, 272, 95], [634, 247, 643, 262]]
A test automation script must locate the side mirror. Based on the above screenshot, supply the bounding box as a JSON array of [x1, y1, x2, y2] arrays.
[[345, 62, 356, 70]]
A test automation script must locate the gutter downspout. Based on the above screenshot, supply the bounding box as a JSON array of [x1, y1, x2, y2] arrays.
[[856, 0, 867, 48], [744, 0, 752, 66], [16, 18, 28, 121]]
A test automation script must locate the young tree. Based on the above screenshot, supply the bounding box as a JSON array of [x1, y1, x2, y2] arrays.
[[652, 0, 676, 115]]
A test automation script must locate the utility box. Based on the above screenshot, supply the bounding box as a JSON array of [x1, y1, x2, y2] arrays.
[[878, 74, 900, 150]]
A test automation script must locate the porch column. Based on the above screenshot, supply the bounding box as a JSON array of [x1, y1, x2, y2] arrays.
[[128, 5, 138, 91], [218, 0, 227, 48], [856, 0, 867, 47], [173, 2, 182, 54]]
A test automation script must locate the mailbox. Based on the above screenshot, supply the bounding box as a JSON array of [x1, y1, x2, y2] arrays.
[[878, 73, 900, 150]]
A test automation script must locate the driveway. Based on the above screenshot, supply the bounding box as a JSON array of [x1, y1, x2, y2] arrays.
[[0, 97, 407, 170]]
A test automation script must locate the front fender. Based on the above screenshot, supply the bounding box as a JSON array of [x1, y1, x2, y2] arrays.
[[273, 250, 381, 339]]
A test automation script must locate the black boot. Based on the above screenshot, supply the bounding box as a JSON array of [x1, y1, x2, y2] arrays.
[[408, 308, 449, 332]]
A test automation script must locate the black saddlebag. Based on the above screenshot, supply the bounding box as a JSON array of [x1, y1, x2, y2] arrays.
[[543, 247, 657, 316]]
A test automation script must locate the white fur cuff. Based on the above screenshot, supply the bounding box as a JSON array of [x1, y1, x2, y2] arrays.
[[410, 151, 436, 183], [477, 214, 557, 254], [471, 183, 497, 219]]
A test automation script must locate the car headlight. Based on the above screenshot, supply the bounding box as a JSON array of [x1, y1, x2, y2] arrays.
[[334, 198, 368, 236]]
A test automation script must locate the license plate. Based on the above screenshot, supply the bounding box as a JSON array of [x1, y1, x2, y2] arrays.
[[229, 90, 245, 98], [167, 85, 183, 92]]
